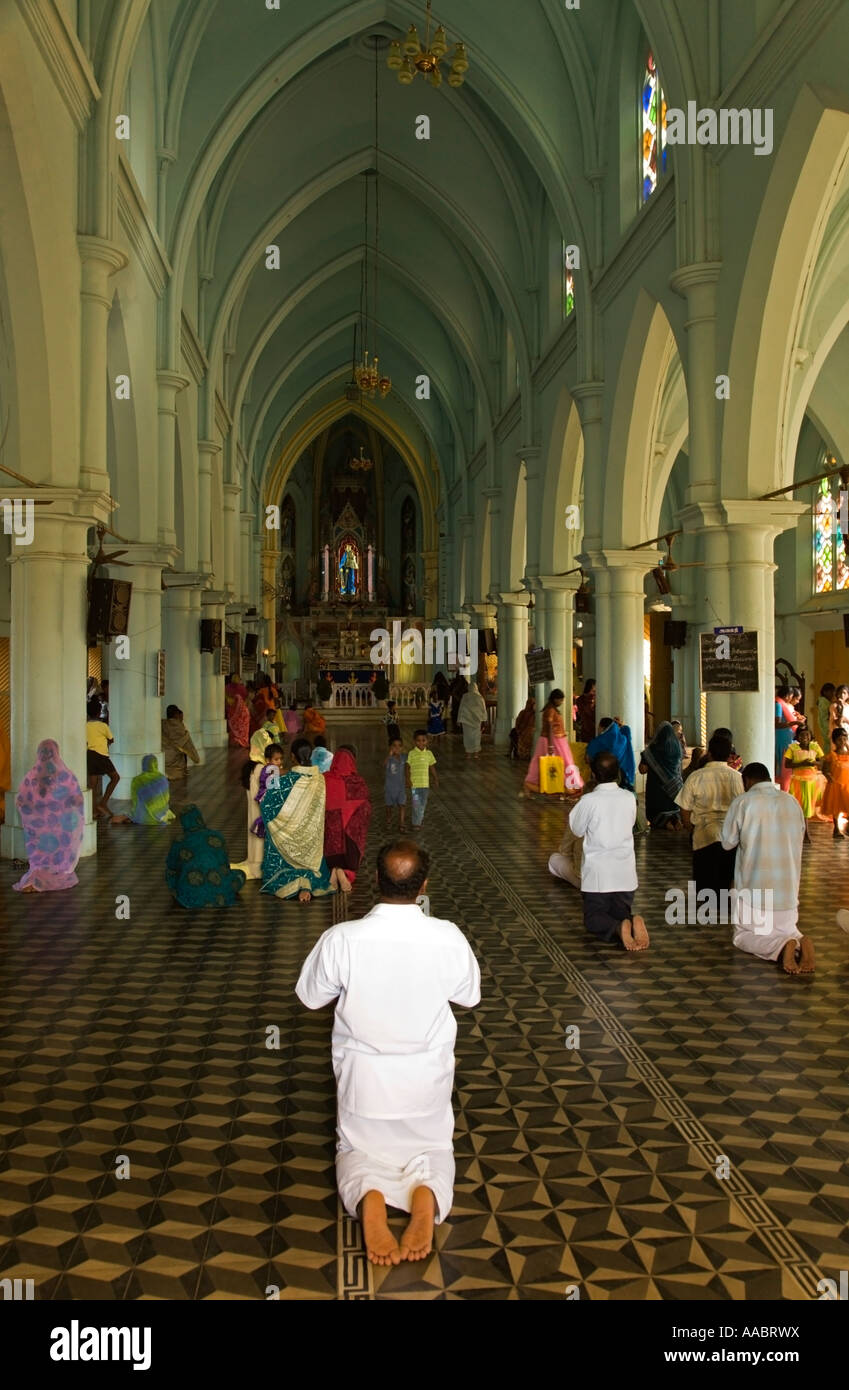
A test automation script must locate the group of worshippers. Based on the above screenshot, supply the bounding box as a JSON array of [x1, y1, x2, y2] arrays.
[[231, 726, 372, 904], [548, 716, 816, 976], [224, 674, 326, 749], [775, 681, 849, 838]]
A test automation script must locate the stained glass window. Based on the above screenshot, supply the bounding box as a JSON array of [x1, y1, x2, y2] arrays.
[[562, 242, 575, 318], [641, 50, 667, 203], [814, 473, 849, 594]]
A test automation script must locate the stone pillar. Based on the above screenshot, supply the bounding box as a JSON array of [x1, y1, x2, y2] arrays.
[[528, 582, 547, 738], [156, 371, 190, 549], [538, 573, 580, 712], [222, 483, 240, 600], [106, 544, 176, 785], [163, 574, 205, 761], [197, 439, 219, 576], [481, 487, 503, 595], [679, 504, 733, 738], [240, 512, 253, 604], [201, 590, 227, 747], [1, 487, 112, 861], [670, 264, 721, 506], [571, 382, 604, 553], [594, 550, 662, 749], [494, 592, 530, 748], [261, 547, 278, 667], [721, 501, 806, 769], [78, 238, 127, 493]]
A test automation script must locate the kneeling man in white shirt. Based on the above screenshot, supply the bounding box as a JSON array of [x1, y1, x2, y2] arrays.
[[296, 841, 481, 1266], [568, 750, 649, 951]]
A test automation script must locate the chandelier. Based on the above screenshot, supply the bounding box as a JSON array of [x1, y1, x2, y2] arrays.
[[349, 445, 374, 471], [388, 1, 469, 88], [353, 41, 391, 400]]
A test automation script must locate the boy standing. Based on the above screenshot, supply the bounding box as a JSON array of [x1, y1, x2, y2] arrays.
[[384, 738, 408, 831], [406, 730, 438, 830]]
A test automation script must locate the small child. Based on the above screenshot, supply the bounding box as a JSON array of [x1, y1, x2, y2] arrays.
[[251, 743, 285, 838], [384, 700, 401, 744], [406, 729, 438, 830], [384, 737, 408, 830]]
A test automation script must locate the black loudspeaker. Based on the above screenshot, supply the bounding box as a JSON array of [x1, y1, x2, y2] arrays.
[[843, 614, 849, 648], [481, 627, 497, 655], [200, 618, 222, 653], [243, 632, 259, 659], [87, 577, 132, 645], [664, 620, 687, 648]]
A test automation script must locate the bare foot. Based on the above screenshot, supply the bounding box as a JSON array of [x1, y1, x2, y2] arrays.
[[336, 869, 352, 894], [298, 890, 311, 903], [399, 1185, 436, 1262], [21, 883, 38, 893], [110, 814, 132, 825], [796, 936, 815, 974], [361, 1190, 401, 1267], [620, 916, 650, 952], [781, 939, 800, 973]]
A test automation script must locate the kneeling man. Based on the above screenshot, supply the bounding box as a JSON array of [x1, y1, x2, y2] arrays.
[[720, 762, 814, 974], [295, 841, 481, 1265]]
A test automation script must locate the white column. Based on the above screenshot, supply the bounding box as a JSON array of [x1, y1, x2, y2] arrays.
[[670, 264, 721, 507], [106, 545, 174, 785], [529, 582, 547, 738], [222, 483, 240, 600], [201, 591, 227, 747], [596, 550, 662, 749], [240, 512, 253, 604], [186, 586, 204, 747], [1, 487, 112, 861], [538, 574, 580, 716], [494, 592, 529, 748], [156, 372, 190, 549], [78, 238, 127, 494], [163, 575, 205, 762], [197, 439, 218, 576]]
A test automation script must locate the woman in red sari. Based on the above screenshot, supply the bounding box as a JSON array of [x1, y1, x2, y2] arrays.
[[225, 679, 250, 748], [322, 746, 372, 891]]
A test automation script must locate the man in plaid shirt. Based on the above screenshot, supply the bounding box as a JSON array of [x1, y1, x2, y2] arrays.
[[720, 762, 814, 975]]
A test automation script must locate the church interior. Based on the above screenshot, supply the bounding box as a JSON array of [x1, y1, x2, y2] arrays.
[[2, 0, 849, 1315]]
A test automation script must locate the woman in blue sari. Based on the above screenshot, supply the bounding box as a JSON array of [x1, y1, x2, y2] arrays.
[[586, 717, 636, 790], [639, 721, 684, 829], [166, 805, 246, 907], [261, 738, 335, 902]]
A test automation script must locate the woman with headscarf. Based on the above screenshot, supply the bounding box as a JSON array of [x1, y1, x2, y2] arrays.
[[523, 689, 583, 795], [261, 737, 335, 902], [639, 720, 684, 829], [775, 684, 802, 790], [575, 679, 596, 743], [130, 755, 175, 825], [166, 805, 245, 908], [457, 681, 488, 757], [511, 696, 536, 761], [587, 717, 637, 790], [13, 739, 85, 893], [231, 727, 276, 880], [283, 700, 303, 737], [449, 673, 468, 734], [225, 678, 250, 748], [323, 747, 372, 891], [303, 705, 327, 737]]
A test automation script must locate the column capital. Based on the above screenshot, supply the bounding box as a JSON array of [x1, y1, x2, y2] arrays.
[[720, 498, 808, 535], [162, 570, 208, 590], [201, 589, 227, 607], [669, 261, 722, 297], [113, 540, 179, 571], [481, 487, 501, 501], [584, 548, 664, 573], [78, 235, 127, 276], [497, 590, 531, 608], [223, 482, 241, 500], [570, 380, 604, 422], [157, 370, 191, 396], [537, 572, 582, 593], [198, 438, 222, 459]]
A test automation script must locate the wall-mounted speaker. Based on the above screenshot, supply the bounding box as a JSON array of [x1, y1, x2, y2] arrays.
[[200, 618, 222, 653], [663, 620, 687, 649], [843, 613, 849, 648], [480, 627, 497, 655], [87, 577, 132, 645], [243, 632, 259, 658]]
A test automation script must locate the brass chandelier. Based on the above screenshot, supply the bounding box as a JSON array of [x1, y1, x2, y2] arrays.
[[388, 1, 469, 88], [354, 40, 391, 399]]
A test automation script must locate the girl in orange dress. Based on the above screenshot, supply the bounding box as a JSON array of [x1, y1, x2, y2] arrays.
[[820, 727, 849, 838]]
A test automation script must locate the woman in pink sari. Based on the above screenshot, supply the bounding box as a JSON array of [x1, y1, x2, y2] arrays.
[[522, 689, 583, 798], [283, 700, 303, 737], [13, 739, 85, 892], [225, 679, 250, 748]]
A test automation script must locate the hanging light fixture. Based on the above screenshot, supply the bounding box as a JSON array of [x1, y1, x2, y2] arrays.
[[387, 0, 469, 88], [354, 40, 391, 399]]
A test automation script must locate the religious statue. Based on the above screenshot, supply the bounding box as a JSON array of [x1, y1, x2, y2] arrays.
[[339, 542, 359, 596]]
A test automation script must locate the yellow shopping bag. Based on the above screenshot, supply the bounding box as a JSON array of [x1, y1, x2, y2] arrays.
[[539, 754, 565, 795]]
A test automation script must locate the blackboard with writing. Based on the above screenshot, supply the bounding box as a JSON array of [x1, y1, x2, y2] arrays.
[[699, 630, 759, 692], [525, 648, 555, 683]]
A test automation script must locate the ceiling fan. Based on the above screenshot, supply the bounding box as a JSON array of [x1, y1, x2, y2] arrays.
[[89, 525, 132, 570]]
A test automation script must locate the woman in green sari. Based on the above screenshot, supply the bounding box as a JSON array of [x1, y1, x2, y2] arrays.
[[130, 755, 175, 825], [260, 738, 336, 902]]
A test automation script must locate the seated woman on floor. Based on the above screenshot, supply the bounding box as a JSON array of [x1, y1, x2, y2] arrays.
[[130, 755, 175, 825], [260, 737, 338, 902], [13, 739, 85, 893], [166, 805, 246, 907]]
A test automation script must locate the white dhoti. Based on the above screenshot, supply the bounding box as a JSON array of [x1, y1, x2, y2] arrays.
[[548, 852, 581, 888], [336, 1105, 455, 1224], [732, 904, 801, 961]]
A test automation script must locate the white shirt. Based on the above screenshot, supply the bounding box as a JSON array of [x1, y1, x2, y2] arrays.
[[296, 902, 481, 1120], [569, 784, 637, 892]]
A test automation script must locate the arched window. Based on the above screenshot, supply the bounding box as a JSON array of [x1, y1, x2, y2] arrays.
[[641, 50, 667, 204], [814, 471, 849, 594], [561, 241, 575, 319]]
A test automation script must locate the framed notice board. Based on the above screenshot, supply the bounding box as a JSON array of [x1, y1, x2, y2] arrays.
[[525, 648, 555, 684], [699, 631, 759, 692]]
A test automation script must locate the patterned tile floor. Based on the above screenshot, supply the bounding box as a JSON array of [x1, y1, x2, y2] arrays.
[[1, 724, 848, 1301]]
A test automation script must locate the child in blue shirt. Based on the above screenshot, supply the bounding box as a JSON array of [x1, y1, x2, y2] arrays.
[[384, 737, 407, 830]]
